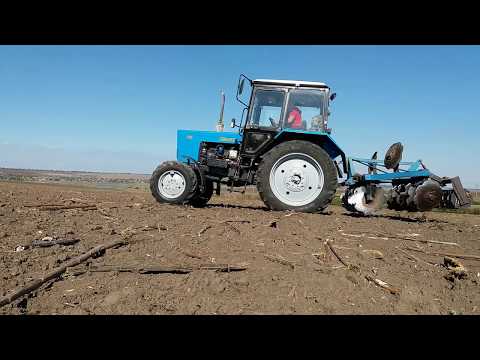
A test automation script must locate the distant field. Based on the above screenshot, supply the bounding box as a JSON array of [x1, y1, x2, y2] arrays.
[[471, 191, 480, 204], [0, 167, 149, 191]]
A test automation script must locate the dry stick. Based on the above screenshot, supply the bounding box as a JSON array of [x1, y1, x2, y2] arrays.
[[323, 242, 333, 263], [325, 240, 348, 267], [323, 239, 398, 295], [31, 238, 80, 248], [0, 238, 127, 307], [198, 225, 212, 237], [391, 237, 459, 247], [24, 203, 97, 210], [15, 238, 80, 251], [140, 225, 163, 232], [40, 204, 97, 211], [88, 263, 248, 274], [223, 220, 251, 224], [367, 232, 460, 247], [64, 198, 92, 204], [340, 231, 459, 247], [23, 202, 76, 208], [404, 247, 480, 261], [24, 204, 62, 208], [119, 224, 163, 238], [395, 246, 435, 266], [180, 250, 205, 259], [364, 274, 400, 295], [264, 254, 295, 270], [134, 224, 166, 232]]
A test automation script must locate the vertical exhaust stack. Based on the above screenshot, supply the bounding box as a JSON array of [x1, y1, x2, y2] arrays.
[[216, 90, 225, 132]]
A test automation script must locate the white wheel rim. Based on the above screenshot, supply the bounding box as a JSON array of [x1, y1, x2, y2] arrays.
[[269, 153, 324, 207], [158, 170, 186, 199]]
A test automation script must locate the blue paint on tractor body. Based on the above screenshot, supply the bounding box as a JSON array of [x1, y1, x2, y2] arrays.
[[275, 129, 345, 160], [176, 129, 430, 188], [176, 128, 347, 171], [176, 129, 242, 163], [345, 156, 431, 186], [364, 170, 431, 181]]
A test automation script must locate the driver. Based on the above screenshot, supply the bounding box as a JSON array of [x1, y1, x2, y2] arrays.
[[285, 106, 303, 129]]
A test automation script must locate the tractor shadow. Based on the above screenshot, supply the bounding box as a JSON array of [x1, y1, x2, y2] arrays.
[[380, 214, 450, 224], [205, 203, 334, 216], [206, 203, 270, 211]]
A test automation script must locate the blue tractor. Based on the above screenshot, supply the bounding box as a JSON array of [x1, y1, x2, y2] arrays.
[[150, 75, 471, 215]]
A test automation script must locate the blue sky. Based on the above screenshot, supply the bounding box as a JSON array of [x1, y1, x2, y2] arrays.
[[0, 45, 479, 187]]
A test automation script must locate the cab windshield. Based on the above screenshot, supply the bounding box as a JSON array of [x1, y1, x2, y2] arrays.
[[247, 89, 285, 129], [247, 87, 327, 132]]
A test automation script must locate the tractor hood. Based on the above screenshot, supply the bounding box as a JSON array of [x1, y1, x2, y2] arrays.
[[176, 130, 243, 163]]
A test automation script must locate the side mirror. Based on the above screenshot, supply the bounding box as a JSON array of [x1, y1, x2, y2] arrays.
[[330, 93, 337, 101], [230, 118, 236, 128], [238, 78, 245, 95]]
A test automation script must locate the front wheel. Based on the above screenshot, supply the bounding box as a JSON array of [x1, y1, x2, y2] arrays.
[[256, 140, 338, 212], [190, 179, 214, 207], [150, 161, 198, 205]]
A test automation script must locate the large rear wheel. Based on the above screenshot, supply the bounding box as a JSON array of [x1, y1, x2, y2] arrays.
[[150, 161, 198, 205], [256, 140, 338, 212]]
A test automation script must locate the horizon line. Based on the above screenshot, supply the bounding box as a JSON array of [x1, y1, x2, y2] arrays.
[[0, 166, 150, 176]]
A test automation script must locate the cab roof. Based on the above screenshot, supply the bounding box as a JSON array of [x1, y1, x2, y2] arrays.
[[252, 79, 329, 89]]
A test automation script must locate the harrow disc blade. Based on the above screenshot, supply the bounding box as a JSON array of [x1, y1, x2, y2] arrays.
[[384, 142, 403, 170], [414, 180, 442, 211], [345, 186, 385, 215]]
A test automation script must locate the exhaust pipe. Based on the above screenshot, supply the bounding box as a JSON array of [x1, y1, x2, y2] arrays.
[[216, 90, 225, 132]]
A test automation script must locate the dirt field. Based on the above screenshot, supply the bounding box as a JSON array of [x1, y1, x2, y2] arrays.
[[1, 179, 479, 315]]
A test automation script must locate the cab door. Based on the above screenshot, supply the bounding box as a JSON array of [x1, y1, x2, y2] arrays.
[[240, 87, 286, 157]]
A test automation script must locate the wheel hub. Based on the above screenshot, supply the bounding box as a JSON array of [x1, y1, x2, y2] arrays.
[[269, 153, 324, 207], [158, 171, 186, 199], [284, 171, 306, 192]]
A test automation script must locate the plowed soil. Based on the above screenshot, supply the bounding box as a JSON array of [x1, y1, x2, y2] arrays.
[[1, 180, 479, 315]]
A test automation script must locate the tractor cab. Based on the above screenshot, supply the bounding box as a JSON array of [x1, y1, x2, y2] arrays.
[[235, 75, 340, 160], [236, 75, 335, 134]]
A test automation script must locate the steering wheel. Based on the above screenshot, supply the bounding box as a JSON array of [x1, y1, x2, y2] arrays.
[[269, 117, 278, 127]]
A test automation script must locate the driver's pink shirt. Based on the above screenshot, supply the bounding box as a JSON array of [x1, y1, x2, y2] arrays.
[[289, 107, 302, 128]]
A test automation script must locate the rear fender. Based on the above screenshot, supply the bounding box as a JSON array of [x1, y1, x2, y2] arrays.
[[266, 130, 347, 173]]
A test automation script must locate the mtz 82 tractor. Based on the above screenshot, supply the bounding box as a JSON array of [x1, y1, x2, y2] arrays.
[[150, 75, 471, 215]]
